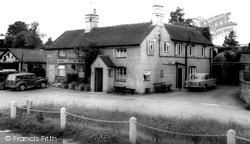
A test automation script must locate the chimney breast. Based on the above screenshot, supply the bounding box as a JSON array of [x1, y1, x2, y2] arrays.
[[85, 4, 99, 33]]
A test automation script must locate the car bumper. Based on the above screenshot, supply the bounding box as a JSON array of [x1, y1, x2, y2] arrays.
[[185, 85, 203, 89]]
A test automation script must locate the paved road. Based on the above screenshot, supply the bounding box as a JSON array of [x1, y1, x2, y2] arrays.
[[0, 85, 249, 125]]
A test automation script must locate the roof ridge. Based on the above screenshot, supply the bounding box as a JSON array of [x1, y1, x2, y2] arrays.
[[94, 21, 152, 29]]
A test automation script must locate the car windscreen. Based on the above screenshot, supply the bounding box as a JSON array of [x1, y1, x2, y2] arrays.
[[7, 75, 16, 81]]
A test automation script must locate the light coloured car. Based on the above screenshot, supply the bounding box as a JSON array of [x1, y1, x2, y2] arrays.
[[185, 73, 217, 91]]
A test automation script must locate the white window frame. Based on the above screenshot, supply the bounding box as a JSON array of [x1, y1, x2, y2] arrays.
[[202, 46, 206, 57], [115, 49, 127, 58], [189, 45, 195, 56], [59, 50, 66, 57], [147, 40, 155, 55], [58, 65, 66, 77], [189, 66, 197, 79], [143, 70, 150, 81], [116, 68, 126, 82], [178, 43, 183, 55], [174, 43, 178, 55], [164, 42, 170, 53]]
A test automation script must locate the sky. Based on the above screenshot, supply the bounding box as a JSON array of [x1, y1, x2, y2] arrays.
[[0, 0, 249, 46]]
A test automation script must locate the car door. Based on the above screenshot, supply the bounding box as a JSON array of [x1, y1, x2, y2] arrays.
[[29, 74, 37, 87]]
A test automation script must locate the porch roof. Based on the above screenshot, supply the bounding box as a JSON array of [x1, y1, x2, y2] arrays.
[[99, 55, 116, 67]]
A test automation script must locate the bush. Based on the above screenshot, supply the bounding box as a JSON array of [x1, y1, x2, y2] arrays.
[[244, 70, 250, 82], [66, 73, 79, 83]]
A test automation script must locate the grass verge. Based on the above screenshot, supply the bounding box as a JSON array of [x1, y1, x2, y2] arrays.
[[1, 103, 250, 144]]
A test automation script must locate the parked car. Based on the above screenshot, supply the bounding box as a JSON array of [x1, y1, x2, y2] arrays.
[[0, 69, 17, 90], [6, 73, 47, 91], [185, 73, 217, 91]]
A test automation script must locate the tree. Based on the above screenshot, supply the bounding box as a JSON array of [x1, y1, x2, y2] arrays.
[[77, 42, 101, 83], [223, 31, 239, 47], [169, 7, 213, 42], [5, 21, 44, 48]]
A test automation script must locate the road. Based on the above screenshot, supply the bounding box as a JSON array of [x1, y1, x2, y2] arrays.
[[0, 85, 249, 125]]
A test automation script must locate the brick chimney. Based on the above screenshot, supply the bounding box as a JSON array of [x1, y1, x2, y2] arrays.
[[152, 5, 164, 26], [85, 3, 99, 33]]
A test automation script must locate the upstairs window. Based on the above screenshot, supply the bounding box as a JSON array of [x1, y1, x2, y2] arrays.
[[178, 43, 183, 55], [116, 68, 126, 82], [59, 50, 66, 58], [189, 45, 195, 56], [202, 46, 206, 57], [164, 42, 170, 53], [78, 49, 85, 57], [174, 43, 178, 55], [114, 49, 127, 58], [147, 40, 155, 55]]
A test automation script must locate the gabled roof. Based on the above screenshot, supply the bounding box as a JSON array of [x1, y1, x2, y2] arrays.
[[99, 55, 116, 67], [7, 48, 46, 63], [46, 22, 155, 49], [165, 24, 213, 46]]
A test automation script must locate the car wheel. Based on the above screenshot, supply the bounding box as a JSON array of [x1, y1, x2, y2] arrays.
[[41, 83, 46, 88], [214, 84, 217, 89], [19, 85, 26, 91], [0, 85, 3, 90], [203, 85, 207, 91]]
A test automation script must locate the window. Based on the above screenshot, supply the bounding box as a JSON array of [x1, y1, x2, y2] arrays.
[[115, 49, 127, 58], [174, 43, 178, 55], [109, 68, 113, 77], [143, 70, 150, 81], [59, 50, 66, 57], [78, 49, 85, 57], [202, 46, 206, 57], [116, 68, 126, 82], [147, 40, 155, 55], [178, 43, 183, 55], [189, 66, 197, 79], [160, 70, 164, 78], [164, 42, 170, 53], [58, 65, 66, 77], [189, 45, 195, 56]]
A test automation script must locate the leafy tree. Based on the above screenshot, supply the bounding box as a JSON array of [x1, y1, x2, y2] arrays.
[[222, 31, 239, 47], [7, 21, 28, 35], [77, 42, 101, 83], [169, 7, 212, 42], [5, 21, 44, 48]]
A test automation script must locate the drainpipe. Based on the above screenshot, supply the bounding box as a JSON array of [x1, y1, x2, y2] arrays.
[[158, 33, 161, 57], [185, 37, 190, 81]]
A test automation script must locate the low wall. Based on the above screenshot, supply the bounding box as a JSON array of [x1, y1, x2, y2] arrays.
[[239, 73, 250, 103]]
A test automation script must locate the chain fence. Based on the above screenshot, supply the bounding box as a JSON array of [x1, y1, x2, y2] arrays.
[[15, 104, 60, 114]]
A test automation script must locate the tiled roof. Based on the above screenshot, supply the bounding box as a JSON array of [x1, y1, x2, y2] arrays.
[[47, 22, 213, 49], [46, 22, 155, 49], [165, 24, 213, 46], [99, 55, 116, 67], [8, 48, 46, 63]]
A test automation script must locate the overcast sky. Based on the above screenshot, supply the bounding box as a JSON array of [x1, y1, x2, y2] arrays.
[[0, 0, 249, 45]]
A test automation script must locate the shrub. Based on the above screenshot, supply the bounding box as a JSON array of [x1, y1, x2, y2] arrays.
[[66, 73, 79, 83], [244, 70, 250, 82]]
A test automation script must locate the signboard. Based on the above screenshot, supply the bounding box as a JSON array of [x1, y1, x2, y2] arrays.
[[193, 13, 237, 44], [58, 58, 85, 64]]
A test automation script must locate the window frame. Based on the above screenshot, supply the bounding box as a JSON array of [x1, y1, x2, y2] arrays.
[[164, 42, 170, 53], [189, 66, 197, 79], [174, 43, 178, 55], [115, 68, 126, 82], [58, 50, 66, 58], [189, 44, 195, 56], [178, 43, 183, 55], [202, 46, 206, 57], [115, 49, 127, 58], [58, 65, 66, 77], [143, 70, 150, 81], [147, 40, 155, 55]]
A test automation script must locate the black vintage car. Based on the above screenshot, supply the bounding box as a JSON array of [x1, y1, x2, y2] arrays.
[[0, 69, 17, 90]]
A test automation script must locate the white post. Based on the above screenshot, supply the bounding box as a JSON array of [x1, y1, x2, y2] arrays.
[[227, 129, 236, 144], [129, 117, 137, 144], [60, 107, 66, 129], [26, 100, 33, 115], [11, 101, 16, 119]]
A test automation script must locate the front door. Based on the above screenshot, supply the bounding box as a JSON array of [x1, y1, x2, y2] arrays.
[[95, 68, 103, 92], [177, 68, 182, 89]]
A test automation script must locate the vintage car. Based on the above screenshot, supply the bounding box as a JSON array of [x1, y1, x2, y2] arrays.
[[0, 69, 17, 90], [6, 73, 47, 91], [185, 73, 217, 91]]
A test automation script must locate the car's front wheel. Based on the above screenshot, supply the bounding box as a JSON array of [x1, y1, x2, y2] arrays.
[[40, 83, 46, 89], [19, 85, 26, 91]]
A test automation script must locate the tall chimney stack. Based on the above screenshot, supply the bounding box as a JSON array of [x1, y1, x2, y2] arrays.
[[85, 3, 99, 33], [152, 5, 164, 26]]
